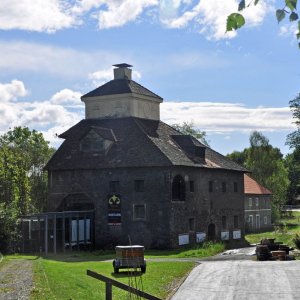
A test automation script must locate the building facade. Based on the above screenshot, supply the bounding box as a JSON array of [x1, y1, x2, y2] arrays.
[[41, 64, 248, 250], [244, 174, 272, 233]]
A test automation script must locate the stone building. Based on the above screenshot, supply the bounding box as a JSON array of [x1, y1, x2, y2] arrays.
[[244, 174, 272, 233], [30, 64, 247, 252]]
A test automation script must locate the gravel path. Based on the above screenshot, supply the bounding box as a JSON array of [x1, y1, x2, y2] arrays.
[[0, 259, 33, 300]]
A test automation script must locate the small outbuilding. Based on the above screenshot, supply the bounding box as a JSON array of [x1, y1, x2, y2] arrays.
[[244, 174, 272, 233]]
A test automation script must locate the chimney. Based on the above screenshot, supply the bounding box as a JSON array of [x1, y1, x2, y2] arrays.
[[113, 63, 132, 80]]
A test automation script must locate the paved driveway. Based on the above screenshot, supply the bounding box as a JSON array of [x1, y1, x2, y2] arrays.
[[171, 258, 300, 300]]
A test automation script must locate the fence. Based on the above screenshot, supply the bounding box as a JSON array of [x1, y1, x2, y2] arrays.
[[87, 270, 161, 300]]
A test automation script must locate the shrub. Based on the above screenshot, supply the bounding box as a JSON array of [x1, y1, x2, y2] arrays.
[[292, 233, 300, 249]]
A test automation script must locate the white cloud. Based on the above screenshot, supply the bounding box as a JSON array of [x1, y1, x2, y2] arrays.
[[161, 0, 272, 40], [50, 89, 83, 106], [0, 79, 83, 146], [0, 0, 76, 33], [96, 0, 158, 29], [0, 40, 120, 79], [0, 0, 272, 40], [0, 80, 27, 102], [0, 79, 293, 148], [161, 101, 294, 133], [89, 67, 142, 86]]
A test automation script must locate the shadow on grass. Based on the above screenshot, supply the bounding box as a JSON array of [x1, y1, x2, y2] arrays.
[[111, 271, 144, 278]]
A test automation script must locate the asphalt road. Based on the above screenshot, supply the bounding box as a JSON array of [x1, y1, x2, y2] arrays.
[[171, 253, 300, 300]]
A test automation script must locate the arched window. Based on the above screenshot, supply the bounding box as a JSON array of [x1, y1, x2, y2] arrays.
[[172, 175, 185, 201]]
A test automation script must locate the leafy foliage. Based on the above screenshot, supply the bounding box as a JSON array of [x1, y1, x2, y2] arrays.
[[0, 127, 55, 253], [285, 148, 300, 204], [226, 13, 245, 31], [227, 131, 289, 220], [293, 232, 300, 249], [172, 121, 209, 146], [286, 93, 300, 149], [227, 0, 300, 49]]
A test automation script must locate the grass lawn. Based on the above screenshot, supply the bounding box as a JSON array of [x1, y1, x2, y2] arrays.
[[245, 211, 300, 247], [31, 257, 195, 299], [1, 242, 224, 300]]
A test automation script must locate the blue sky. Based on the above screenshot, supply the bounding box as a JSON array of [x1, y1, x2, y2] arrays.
[[0, 0, 299, 155]]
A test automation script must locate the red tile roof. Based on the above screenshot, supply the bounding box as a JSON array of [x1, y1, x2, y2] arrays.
[[244, 174, 272, 195]]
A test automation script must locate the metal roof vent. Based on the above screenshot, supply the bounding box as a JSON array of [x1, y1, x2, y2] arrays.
[[113, 63, 132, 80]]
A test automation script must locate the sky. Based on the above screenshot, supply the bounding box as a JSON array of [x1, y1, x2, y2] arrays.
[[0, 0, 299, 156]]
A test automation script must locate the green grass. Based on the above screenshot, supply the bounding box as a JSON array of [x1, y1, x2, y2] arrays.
[[145, 242, 225, 258], [245, 211, 300, 247], [2, 242, 224, 299], [30, 257, 194, 299], [279, 211, 300, 225]]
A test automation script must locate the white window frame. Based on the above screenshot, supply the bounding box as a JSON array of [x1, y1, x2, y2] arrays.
[[249, 197, 252, 207], [256, 214, 260, 229], [255, 197, 259, 207], [264, 215, 268, 225]]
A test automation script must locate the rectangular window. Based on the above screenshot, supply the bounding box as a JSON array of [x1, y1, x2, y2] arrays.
[[249, 198, 252, 207], [222, 216, 227, 229], [222, 182, 227, 192], [135, 180, 144, 192], [234, 182, 238, 192], [109, 181, 120, 193], [234, 215, 239, 228], [264, 216, 268, 225], [133, 204, 146, 220], [189, 218, 195, 231], [209, 181, 213, 193], [256, 214, 260, 229], [189, 181, 194, 192], [255, 197, 259, 206]]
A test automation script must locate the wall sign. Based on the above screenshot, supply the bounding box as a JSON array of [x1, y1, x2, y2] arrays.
[[233, 230, 241, 239], [221, 231, 229, 240], [107, 194, 121, 225]]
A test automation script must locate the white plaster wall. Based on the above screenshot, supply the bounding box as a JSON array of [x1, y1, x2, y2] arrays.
[[83, 93, 161, 120]]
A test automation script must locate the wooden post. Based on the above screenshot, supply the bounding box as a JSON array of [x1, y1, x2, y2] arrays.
[[38, 217, 41, 253], [45, 215, 48, 255], [84, 214, 87, 249], [53, 214, 57, 255], [62, 213, 65, 253], [69, 215, 72, 252], [77, 215, 79, 251], [106, 282, 112, 300], [21, 219, 25, 253]]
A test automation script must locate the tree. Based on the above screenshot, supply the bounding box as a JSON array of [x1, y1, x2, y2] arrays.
[[227, 0, 300, 49], [226, 149, 248, 166], [286, 93, 300, 149], [227, 131, 289, 220], [172, 121, 209, 146], [285, 148, 300, 204], [0, 127, 55, 252]]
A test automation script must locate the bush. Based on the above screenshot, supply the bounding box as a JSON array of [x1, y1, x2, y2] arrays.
[[292, 233, 300, 249]]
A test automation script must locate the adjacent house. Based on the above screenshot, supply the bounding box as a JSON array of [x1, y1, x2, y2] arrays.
[[21, 64, 248, 253], [244, 174, 272, 233]]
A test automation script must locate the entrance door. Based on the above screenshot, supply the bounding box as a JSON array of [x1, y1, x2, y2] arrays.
[[207, 223, 216, 241]]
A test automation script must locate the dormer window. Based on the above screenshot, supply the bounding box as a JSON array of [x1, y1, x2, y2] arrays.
[[80, 127, 116, 154]]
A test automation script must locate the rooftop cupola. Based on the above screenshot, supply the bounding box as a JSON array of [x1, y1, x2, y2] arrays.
[[113, 63, 132, 80], [81, 63, 163, 121]]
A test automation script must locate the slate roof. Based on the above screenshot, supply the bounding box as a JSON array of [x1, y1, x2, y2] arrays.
[[45, 117, 248, 172], [81, 79, 163, 100], [244, 174, 272, 195]]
